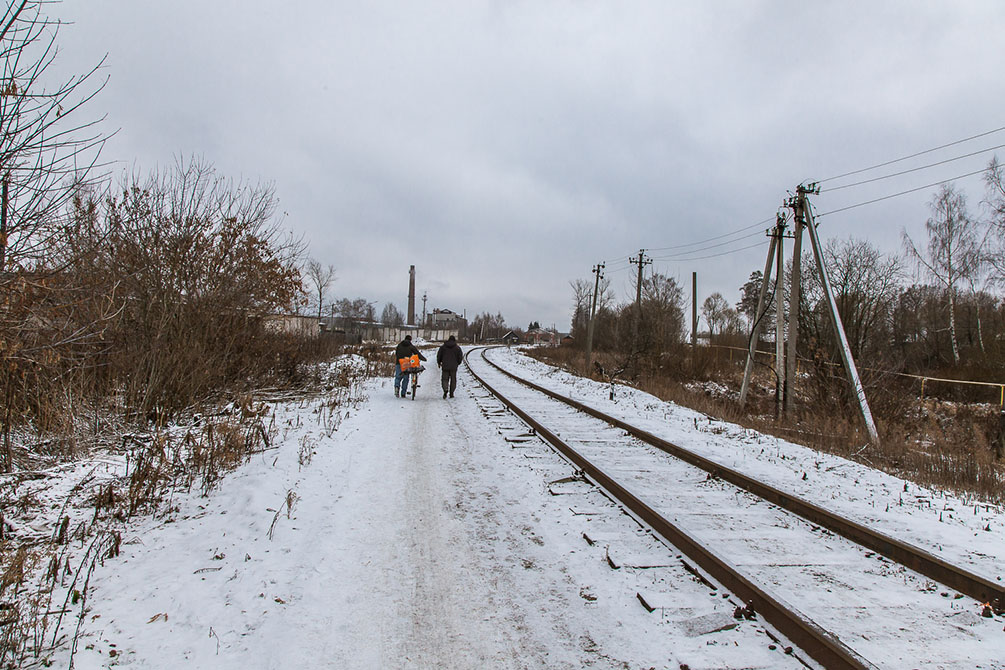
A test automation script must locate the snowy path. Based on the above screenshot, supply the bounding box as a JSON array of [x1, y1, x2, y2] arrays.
[[52, 348, 1005, 670], [64, 372, 790, 669]]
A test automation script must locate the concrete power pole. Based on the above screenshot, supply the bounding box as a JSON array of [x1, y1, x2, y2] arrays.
[[786, 196, 805, 414], [799, 184, 880, 445], [774, 213, 786, 416], [629, 249, 651, 350], [421, 291, 428, 327], [585, 263, 604, 374], [739, 221, 783, 407]]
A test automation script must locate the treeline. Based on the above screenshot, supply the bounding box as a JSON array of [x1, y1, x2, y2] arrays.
[[569, 272, 688, 359]]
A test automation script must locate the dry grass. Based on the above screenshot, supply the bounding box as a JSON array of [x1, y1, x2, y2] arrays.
[[0, 351, 372, 667], [529, 346, 1005, 504]]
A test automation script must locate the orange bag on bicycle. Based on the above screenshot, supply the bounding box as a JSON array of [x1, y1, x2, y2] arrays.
[[398, 356, 412, 370]]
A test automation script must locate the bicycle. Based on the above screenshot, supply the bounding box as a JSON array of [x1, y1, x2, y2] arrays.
[[407, 365, 424, 400], [398, 353, 425, 400]]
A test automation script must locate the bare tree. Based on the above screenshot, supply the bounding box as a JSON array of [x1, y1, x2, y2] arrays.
[[381, 302, 403, 326], [799, 238, 904, 361], [0, 0, 108, 271], [982, 156, 1005, 286], [639, 272, 685, 351], [903, 184, 983, 364], [305, 258, 336, 321], [701, 292, 730, 340]]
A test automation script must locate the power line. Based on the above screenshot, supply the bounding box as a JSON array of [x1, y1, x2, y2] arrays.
[[821, 141, 1005, 193], [816, 166, 988, 217], [817, 124, 1005, 183], [602, 215, 775, 266], [646, 217, 773, 252], [650, 229, 766, 261], [656, 239, 768, 263]]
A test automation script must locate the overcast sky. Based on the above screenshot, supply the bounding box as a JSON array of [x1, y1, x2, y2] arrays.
[[52, 1, 1005, 331]]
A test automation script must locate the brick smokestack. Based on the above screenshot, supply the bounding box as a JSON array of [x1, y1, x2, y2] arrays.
[[407, 265, 416, 326]]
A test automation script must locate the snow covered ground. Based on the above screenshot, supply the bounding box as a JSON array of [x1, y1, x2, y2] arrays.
[[482, 347, 1005, 583], [19, 346, 1005, 668]]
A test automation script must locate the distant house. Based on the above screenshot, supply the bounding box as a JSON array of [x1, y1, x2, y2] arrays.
[[561, 334, 575, 346], [500, 330, 520, 345], [525, 327, 557, 346], [430, 308, 465, 329]]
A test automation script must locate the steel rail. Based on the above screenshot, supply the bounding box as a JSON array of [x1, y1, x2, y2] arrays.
[[475, 348, 1005, 613], [465, 348, 876, 670]]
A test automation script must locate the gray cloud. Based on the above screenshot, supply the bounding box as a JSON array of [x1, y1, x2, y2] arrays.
[[52, 0, 1005, 330]]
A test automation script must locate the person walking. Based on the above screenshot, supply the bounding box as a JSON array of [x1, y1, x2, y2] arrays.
[[436, 335, 463, 398], [393, 335, 426, 398]]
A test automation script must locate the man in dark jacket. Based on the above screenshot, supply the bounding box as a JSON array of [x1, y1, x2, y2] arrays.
[[436, 335, 463, 399], [393, 335, 426, 398]]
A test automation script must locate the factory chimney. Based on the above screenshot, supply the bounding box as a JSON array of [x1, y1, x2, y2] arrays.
[[407, 265, 416, 326]]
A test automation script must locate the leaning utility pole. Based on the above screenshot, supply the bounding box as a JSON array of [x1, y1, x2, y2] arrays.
[[585, 263, 604, 374], [739, 218, 784, 407], [798, 184, 880, 445], [629, 249, 651, 349]]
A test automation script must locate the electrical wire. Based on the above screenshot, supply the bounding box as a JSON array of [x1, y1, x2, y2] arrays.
[[817, 124, 1005, 184], [658, 239, 768, 263], [650, 229, 766, 261], [816, 166, 989, 217], [646, 216, 774, 252], [821, 141, 1005, 193], [601, 215, 776, 267]]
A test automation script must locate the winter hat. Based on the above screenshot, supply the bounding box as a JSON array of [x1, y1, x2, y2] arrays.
[[404, 335, 412, 341], [448, 335, 456, 342]]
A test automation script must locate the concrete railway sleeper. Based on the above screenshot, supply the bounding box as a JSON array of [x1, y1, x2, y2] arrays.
[[465, 346, 1005, 670]]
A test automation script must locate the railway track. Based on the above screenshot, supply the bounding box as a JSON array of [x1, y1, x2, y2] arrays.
[[466, 346, 1005, 670]]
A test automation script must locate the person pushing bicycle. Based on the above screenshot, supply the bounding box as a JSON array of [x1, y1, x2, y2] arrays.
[[393, 334, 427, 398]]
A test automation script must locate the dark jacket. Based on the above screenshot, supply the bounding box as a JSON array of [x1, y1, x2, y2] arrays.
[[394, 340, 426, 363], [436, 340, 463, 370]]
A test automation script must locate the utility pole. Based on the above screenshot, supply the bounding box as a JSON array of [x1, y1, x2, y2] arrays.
[[422, 291, 428, 327], [786, 194, 805, 414], [407, 265, 416, 326], [774, 213, 786, 416], [629, 249, 651, 350], [585, 263, 604, 374], [691, 271, 697, 349], [799, 184, 880, 445], [739, 219, 784, 407]]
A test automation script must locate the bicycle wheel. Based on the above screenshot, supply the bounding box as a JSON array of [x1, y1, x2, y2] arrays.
[[411, 372, 418, 400]]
